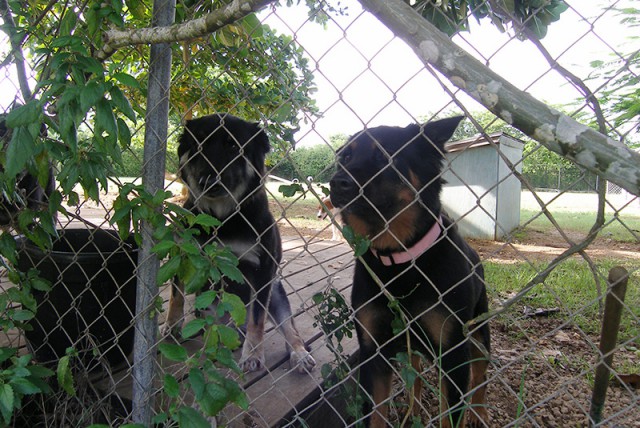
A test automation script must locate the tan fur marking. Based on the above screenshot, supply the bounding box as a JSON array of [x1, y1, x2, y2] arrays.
[[466, 330, 490, 426], [440, 378, 453, 428], [356, 305, 378, 348], [342, 212, 370, 238], [411, 354, 423, 418], [245, 304, 266, 347], [420, 310, 455, 350], [408, 169, 422, 190], [372, 203, 421, 250], [370, 374, 392, 428], [279, 317, 306, 354], [164, 284, 185, 329]]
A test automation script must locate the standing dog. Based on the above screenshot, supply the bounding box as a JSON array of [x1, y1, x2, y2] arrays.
[[315, 195, 342, 241], [330, 117, 490, 427], [163, 113, 316, 373]]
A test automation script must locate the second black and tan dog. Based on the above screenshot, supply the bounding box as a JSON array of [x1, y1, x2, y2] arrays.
[[330, 117, 490, 427], [163, 113, 316, 373]]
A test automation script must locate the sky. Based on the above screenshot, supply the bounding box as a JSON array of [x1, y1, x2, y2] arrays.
[[259, 1, 634, 146], [0, 1, 633, 146]]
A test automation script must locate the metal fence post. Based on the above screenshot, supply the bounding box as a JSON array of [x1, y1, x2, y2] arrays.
[[132, 0, 175, 424]]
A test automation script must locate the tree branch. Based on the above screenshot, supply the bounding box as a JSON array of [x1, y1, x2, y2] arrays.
[[0, 0, 32, 102], [359, 0, 640, 196], [97, 0, 276, 60]]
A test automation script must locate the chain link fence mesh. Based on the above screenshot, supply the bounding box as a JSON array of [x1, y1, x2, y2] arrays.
[[0, 0, 638, 426]]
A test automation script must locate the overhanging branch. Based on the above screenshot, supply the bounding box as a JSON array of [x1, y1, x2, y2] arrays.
[[97, 0, 276, 60], [359, 0, 640, 196]]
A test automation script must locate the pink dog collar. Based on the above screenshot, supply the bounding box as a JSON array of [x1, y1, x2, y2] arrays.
[[371, 217, 442, 266]]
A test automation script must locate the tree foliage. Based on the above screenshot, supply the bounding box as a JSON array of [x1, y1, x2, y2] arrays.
[[588, 6, 640, 138], [408, 0, 568, 39]]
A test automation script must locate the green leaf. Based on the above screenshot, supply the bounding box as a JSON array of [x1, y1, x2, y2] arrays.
[[353, 239, 370, 257], [200, 382, 228, 415], [95, 99, 118, 139], [188, 368, 206, 398], [241, 14, 263, 37], [6, 126, 36, 177], [193, 214, 221, 228], [112, 72, 141, 89], [217, 325, 241, 349], [9, 377, 42, 395], [57, 355, 76, 396], [11, 309, 35, 322], [0, 384, 14, 424], [30, 277, 51, 292], [182, 319, 206, 339], [194, 290, 217, 310], [27, 364, 54, 379], [163, 374, 180, 398], [158, 343, 188, 362], [217, 258, 243, 283], [157, 255, 181, 284], [180, 241, 201, 256], [174, 405, 210, 428], [59, 12, 78, 37], [5, 102, 41, 127], [110, 85, 136, 122], [0, 348, 16, 364], [80, 81, 105, 113], [278, 183, 304, 197], [220, 292, 246, 325], [117, 117, 132, 147], [151, 240, 175, 257]]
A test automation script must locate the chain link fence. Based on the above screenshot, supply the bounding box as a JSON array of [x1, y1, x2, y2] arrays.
[[1, 0, 639, 427]]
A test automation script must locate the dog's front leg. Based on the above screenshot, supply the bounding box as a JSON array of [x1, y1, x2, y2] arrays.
[[161, 281, 185, 336], [438, 344, 471, 428], [465, 327, 491, 427], [269, 280, 316, 373], [360, 353, 393, 428], [239, 300, 266, 372]]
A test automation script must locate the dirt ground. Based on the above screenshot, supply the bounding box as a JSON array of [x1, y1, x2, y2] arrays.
[[286, 222, 640, 427]]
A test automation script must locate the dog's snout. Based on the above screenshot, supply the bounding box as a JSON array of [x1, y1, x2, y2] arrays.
[[329, 175, 353, 194], [199, 174, 219, 189]]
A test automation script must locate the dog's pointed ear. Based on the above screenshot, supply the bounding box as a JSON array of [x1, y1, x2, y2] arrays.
[[421, 116, 465, 149], [250, 122, 271, 155]]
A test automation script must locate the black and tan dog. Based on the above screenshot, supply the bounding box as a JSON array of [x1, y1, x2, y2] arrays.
[[330, 117, 490, 427], [163, 113, 316, 373], [0, 114, 55, 228]]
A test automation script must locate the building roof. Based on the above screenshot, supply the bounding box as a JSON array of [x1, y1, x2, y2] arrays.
[[445, 132, 525, 153]]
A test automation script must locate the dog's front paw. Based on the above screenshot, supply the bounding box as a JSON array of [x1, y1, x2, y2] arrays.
[[465, 407, 489, 428], [290, 349, 316, 373], [239, 353, 266, 372], [160, 320, 183, 338], [239, 339, 265, 372]]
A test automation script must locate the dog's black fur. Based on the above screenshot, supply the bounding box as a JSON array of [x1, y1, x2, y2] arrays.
[[163, 113, 316, 373], [0, 115, 54, 228], [330, 117, 490, 427]]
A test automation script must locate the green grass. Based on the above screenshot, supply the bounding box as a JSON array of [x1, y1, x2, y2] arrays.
[[520, 209, 640, 242], [266, 184, 640, 244], [485, 259, 640, 340]]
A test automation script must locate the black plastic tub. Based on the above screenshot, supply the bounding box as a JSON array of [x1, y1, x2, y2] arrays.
[[17, 228, 138, 370]]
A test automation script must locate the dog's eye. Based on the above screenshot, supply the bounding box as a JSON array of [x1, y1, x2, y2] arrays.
[[340, 148, 352, 163]]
